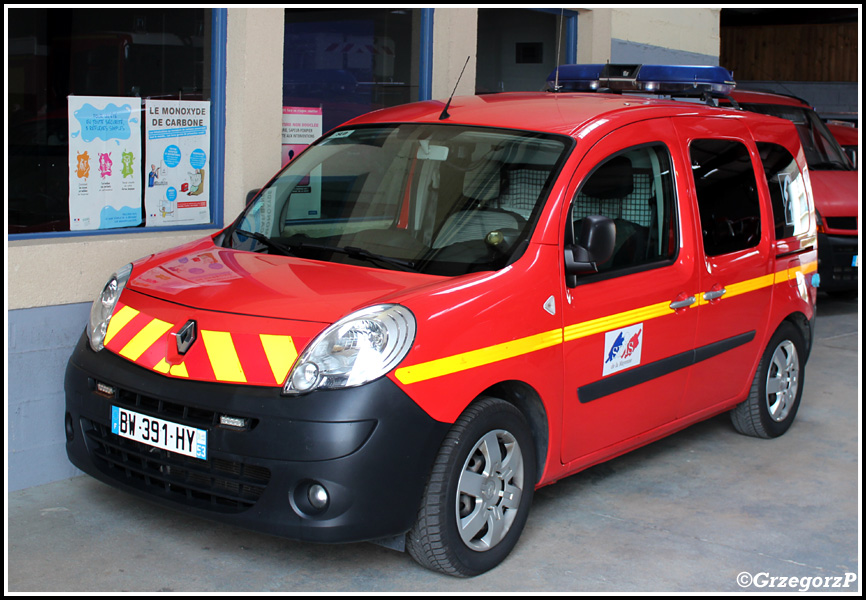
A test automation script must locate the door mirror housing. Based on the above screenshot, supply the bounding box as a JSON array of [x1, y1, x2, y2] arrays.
[[565, 215, 616, 287]]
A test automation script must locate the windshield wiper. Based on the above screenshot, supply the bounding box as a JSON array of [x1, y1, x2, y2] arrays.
[[233, 229, 296, 257], [295, 242, 419, 272], [233, 231, 418, 272]]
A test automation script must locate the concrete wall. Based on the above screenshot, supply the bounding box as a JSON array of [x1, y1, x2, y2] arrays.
[[6, 7, 727, 492], [577, 7, 721, 65]]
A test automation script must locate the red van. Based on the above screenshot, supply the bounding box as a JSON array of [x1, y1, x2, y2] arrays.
[[724, 90, 858, 292], [826, 121, 858, 169], [66, 65, 818, 576]]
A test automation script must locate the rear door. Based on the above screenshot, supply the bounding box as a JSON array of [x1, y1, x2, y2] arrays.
[[673, 118, 774, 416]]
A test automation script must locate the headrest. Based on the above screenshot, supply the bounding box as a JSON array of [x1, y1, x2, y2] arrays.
[[580, 155, 633, 199]]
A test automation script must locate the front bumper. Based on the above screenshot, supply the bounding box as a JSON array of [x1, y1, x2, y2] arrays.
[[65, 333, 449, 544], [817, 232, 858, 291]]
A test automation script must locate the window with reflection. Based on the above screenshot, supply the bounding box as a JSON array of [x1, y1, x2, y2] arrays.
[[8, 8, 213, 234]]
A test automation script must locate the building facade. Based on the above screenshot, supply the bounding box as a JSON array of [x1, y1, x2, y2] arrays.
[[7, 7, 723, 491]]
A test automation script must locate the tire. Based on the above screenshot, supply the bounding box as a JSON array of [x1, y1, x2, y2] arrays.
[[731, 321, 805, 438], [406, 397, 536, 577]]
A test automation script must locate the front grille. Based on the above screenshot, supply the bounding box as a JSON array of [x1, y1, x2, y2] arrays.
[[81, 412, 270, 513], [114, 386, 221, 430]]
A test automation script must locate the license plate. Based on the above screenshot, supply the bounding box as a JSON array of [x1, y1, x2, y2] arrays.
[[111, 406, 208, 460]]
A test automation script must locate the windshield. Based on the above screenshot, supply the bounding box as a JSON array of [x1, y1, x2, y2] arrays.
[[739, 103, 853, 171], [227, 124, 571, 276]]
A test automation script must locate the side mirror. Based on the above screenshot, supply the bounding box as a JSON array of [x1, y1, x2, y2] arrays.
[[564, 215, 616, 287], [246, 188, 261, 205]]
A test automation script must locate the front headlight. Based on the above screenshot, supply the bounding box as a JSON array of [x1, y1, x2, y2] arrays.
[[283, 304, 416, 395], [87, 264, 133, 352]]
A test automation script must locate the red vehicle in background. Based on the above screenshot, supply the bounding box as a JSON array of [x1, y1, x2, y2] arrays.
[[724, 90, 858, 293], [826, 121, 858, 170]]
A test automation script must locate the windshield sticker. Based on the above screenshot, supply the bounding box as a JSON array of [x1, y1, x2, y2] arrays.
[[327, 130, 354, 140], [603, 324, 643, 376]]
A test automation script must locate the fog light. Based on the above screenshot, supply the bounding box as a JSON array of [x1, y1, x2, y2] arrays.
[[95, 381, 116, 398], [308, 483, 329, 510], [219, 415, 249, 429]]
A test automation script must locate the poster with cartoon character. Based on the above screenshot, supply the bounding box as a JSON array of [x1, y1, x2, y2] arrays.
[[144, 99, 211, 226], [68, 95, 142, 230]]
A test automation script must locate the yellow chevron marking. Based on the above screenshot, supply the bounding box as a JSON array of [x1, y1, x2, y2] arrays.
[[119, 318, 173, 362], [201, 330, 247, 383], [260, 334, 298, 385], [105, 305, 139, 345], [152, 358, 189, 378], [169, 362, 189, 378]]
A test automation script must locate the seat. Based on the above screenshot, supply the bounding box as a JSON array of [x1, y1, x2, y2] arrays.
[[432, 207, 524, 248], [573, 156, 651, 271]]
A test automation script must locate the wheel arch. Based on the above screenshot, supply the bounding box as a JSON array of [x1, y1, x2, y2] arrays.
[[480, 380, 549, 485], [781, 310, 814, 360]]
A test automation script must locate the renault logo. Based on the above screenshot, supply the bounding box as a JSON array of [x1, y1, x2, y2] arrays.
[[175, 320, 197, 355]]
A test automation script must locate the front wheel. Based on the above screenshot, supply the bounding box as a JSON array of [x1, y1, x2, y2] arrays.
[[731, 321, 805, 438], [406, 397, 536, 577]]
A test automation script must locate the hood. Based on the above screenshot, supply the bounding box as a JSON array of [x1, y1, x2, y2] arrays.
[[128, 236, 445, 324], [808, 170, 858, 218]]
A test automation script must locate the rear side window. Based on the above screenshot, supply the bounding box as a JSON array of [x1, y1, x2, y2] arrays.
[[569, 144, 677, 274], [689, 139, 762, 256], [756, 142, 811, 239]]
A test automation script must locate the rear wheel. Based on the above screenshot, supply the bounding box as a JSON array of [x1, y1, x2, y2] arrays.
[[731, 321, 805, 438], [406, 397, 536, 577]]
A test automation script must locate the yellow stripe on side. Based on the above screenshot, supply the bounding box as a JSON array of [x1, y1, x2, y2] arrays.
[[201, 330, 247, 383], [104, 305, 139, 345], [395, 329, 562, 385], [563, 300, 673, 343], [119, 318, 173, 361], [723, 273, 776, 299], [695, 273, 777, 306], [802, 260, 818, 273], [260, 334, 298, 385]]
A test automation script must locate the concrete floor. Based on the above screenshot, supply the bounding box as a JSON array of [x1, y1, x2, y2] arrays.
[[6, 291, 860, 593]]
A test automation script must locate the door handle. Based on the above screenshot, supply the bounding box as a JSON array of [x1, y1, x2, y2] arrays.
[[703, 287, 727, 302], [669, 294, 696, 310]]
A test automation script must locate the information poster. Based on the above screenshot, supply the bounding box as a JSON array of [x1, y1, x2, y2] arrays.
[[282, 107, 322, 165], [144, 99, 211, 226], [68, 96, 142, 231]]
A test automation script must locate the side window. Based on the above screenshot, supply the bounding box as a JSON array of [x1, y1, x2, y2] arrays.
[[689, 139, 762, 256], [756, 142, 811, 239], [570, 144, 677, 274]]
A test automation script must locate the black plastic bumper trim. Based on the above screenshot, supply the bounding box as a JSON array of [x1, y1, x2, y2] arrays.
[[65, 332, 450, 543], [578, 331, 756, 404]]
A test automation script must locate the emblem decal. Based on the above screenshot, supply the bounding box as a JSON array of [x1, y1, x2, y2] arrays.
[[603, 323, 643, 376], [175, 320, 197, 355]]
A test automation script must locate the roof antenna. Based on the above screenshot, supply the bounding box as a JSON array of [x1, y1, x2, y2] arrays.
[[439, 55, 471, 120], [552, 8, 564, 92]]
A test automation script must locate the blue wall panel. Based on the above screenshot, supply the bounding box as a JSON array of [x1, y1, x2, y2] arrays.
[[8, 303, 91, 491]]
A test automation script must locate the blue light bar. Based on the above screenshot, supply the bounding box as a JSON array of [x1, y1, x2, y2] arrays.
[[546, 64, 735, 96]]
